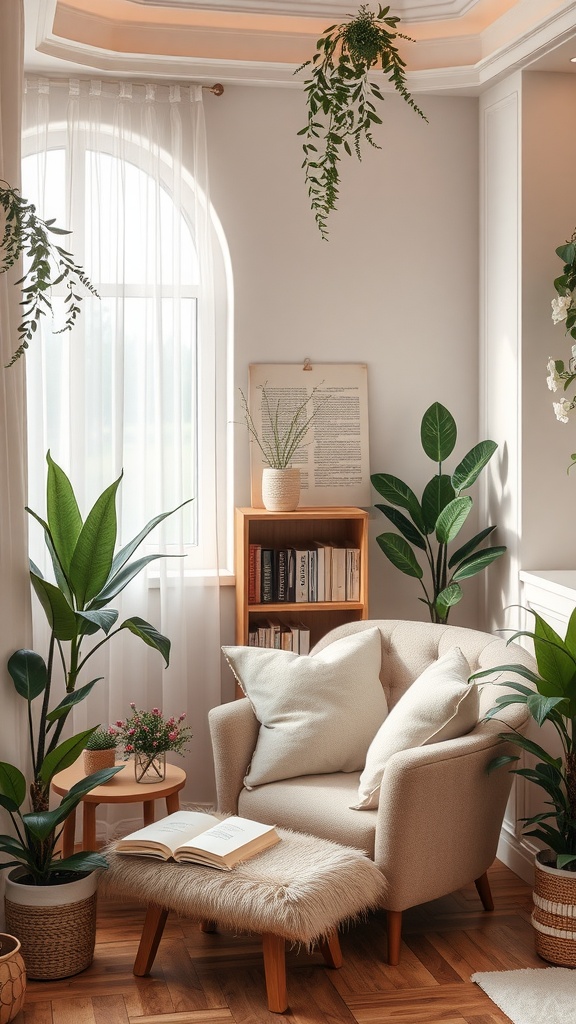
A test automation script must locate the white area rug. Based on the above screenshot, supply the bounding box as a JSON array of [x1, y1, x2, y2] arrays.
[[472, 967, 576, 1024]]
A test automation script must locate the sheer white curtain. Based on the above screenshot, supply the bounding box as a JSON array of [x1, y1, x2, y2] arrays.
[[22, 78, 231, 822]]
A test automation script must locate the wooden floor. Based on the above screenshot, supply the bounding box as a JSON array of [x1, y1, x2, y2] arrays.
[[19, 859, 542, 1024]]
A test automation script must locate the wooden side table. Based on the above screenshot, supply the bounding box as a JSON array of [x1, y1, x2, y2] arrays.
[[51, 761, 187, 858]]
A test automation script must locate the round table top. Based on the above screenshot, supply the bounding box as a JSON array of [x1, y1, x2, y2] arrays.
[[51, 760, 187, 803]]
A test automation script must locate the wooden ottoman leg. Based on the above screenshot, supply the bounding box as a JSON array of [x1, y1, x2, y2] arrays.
[[134, 905, 169, 977], [199, 919, 218, 933], [262, 933, 287, 1013], [475, 871, 494, 911], [319, 930, 343, 969], [387, 910, 402, 966]]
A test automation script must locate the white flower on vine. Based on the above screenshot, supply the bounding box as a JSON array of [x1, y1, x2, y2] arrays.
[[552, 293, 572, 324], [553, 398, 574, 423], [547, 358, 561, 391]]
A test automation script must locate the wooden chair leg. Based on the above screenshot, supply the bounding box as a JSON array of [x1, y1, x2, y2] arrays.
[[474, 871, 494, 911], [319, 930, 343, 969], [262, 933, 287, 1013], [387, 910, 402, 966], [199, 919, 218, 933], [133, 905, 169, 976]]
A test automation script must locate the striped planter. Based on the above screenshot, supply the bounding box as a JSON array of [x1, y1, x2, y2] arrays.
[[532, 849, 576, 967]]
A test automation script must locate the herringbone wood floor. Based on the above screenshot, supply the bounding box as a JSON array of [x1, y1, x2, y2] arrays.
[[19, 859, 540, 1024]]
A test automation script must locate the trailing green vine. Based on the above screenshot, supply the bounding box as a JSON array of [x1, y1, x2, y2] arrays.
[[0, 181, 99, 367], [296, 4, 428, 240]]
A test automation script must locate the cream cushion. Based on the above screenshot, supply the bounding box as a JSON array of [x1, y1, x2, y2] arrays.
[[353, 646, 478, 810], [222, 626, 387, 789]]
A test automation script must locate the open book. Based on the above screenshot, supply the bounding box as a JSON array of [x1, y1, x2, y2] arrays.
[[114, 811, 280, 870]]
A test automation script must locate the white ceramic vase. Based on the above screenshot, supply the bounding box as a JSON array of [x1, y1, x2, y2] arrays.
[[261, 467, 301, 512]]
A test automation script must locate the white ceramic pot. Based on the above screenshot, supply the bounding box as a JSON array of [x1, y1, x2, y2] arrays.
[[532, 848, 576, 967], [261, 467, 301, 512], [5, 868, 98, 980]]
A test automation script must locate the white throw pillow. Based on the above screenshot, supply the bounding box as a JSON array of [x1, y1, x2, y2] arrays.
[[222, 627, 387, 789], [352, 646, 478, 810]]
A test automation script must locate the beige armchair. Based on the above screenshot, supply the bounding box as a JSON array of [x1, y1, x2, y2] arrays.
[[209, 619, 535, 965]]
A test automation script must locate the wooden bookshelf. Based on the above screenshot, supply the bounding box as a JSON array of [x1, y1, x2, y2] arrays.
[[234, 507, 369, 651]]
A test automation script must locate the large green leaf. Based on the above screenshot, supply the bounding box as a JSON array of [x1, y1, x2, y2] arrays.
[[497, 730, 563, 770], [51, 851, 111, 873], [26, 507, 73, 604], [451, 440, 498, 493], [375, 533, 423, 579], [107, 499, 193, 581], [420, 403, 457, 463], [120, 617, 171, 666], [564, 605, 576, 660], [29, 571, 78, 640], [370, 474, 426, 532], [45, 451, 83, 575], [532, 610, 576, 693], [526, 693, 566, 727], [421, 474, 455, 534], [0, 762, 27, 808], [448, 525, 497, 569], [374, 504, 426, 550], [91, 554, 175, 607], [46, 678, 102, 722], [435, 496, 472, 544], [451, 545, 506, 581], [435, 583, 463, 620], [76, 609, 118, 635], [470, 664, 543, 686], [68, 475, 122, 608], [38, 728, 99, 786], [7, 649, 47, 701]]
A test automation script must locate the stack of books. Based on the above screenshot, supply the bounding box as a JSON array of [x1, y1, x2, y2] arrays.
[[248, 543, 360, 604], [247, 620, 311, 654]]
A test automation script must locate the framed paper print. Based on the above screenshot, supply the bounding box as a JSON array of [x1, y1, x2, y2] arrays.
[[247, 362, 371, 508]]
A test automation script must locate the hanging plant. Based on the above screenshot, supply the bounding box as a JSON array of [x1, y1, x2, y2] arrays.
[[0, 181, 99, 368], [295, 4, 428, 240]]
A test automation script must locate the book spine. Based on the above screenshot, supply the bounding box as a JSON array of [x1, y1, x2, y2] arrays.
[[261, 548, 274, 603], [308, 549, 317, 603], [315, 546, 325, 602], [287, 549, 296, 602], [331, 547, 346, 601], [346, 548, 360, 602], [294, 549, 309, 602], [298, 622, 311, 656], [248, 544, 259, 604], [248, 629, 258, 647], [275, 549, 288, 602]]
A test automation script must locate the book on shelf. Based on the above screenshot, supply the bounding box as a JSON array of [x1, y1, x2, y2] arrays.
[[297, 621, 311, 655], [248, 543, 261, 604], [312, 543, 326, 602], [292, 548, 309, 602], [115, 810, 280, 871], [314, 541, 332, 599], [346, 547, 360, 602], [275, 548, 289, 602], [248, 629, 258, 646], [330, 546, 347, 601], [287, 549, 296, 602], [308, 548, 318, 603], [261, 548, 275, 603]]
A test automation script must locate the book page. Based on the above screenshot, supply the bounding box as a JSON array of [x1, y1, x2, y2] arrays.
[[118, 811, 222, 854], [176, 815, 275, 857], [248, 363, 371, 507]]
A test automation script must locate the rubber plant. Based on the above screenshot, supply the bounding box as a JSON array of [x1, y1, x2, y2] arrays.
[[371, 402, 506, 623], [0, 452, 189, 884], [0, 181, 98, 367], [296, 4, 427, 239]]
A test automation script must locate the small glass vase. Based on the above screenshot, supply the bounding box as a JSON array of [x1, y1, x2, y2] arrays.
[[134, 751, 166, 784]]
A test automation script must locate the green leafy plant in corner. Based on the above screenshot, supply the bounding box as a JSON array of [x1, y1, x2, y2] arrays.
[[371, 402, 506, 623], [471, 606, 576, 870], [295, 4, 427, 239], [0, 452, 190, 884], [0, 181, 99, 368]]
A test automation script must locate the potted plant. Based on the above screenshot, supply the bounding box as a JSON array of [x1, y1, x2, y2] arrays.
[[0, 180, 98, 367], [113, 703, 192, 783], [471, 606, 576, 966], [239, 382, 325, 511], [371, 401, 506, 623], [0, 452, 189, 980], [295, 4, 427, 239], [83, 728, 119, 775]]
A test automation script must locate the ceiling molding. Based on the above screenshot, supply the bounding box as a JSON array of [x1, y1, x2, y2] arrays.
[[125, 0, 483, 22]]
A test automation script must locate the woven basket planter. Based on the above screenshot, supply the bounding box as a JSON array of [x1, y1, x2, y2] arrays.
[[261, 467, 300, 512], [532, 849, 576, 967], [5, 869, 98, 980], [83, 748, 116, 775]]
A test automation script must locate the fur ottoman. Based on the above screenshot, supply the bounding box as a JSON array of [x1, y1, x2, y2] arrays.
[[101, 826, 387, 1012]]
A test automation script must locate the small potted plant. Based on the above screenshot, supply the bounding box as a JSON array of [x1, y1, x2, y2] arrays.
[[114, 704, 192, 783], [0, 452, 189, 980], [239, 382, 325, 511], [471, 605, 576, 966], [83, 728, 118, 775]]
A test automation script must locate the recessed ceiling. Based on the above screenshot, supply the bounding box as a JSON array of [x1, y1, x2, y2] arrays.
[[24, 0, 576, 92]]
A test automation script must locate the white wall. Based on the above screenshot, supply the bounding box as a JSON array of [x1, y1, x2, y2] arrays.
[[205, 84, 482, 648]]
